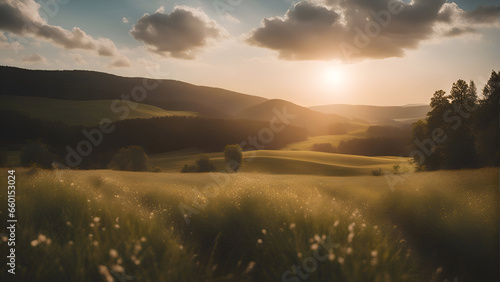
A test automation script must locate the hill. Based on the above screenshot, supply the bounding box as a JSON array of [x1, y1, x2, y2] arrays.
[[150, 150, 406, 176], [0, 95, 197, 126], [237, 99, 367, 135], [0, 66, 268, 118], [309, 104, 430, 125]]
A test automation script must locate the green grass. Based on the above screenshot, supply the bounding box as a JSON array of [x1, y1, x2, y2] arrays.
[[0, 168, 496, 281], [280, 129, 369, 151], [150, 149, 408, 176], [0, 95, 198, 126]]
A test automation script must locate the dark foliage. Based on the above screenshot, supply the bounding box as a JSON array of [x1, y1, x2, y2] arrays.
[[223, 144, 243, 172], [181, 155, 217, 173], [0, 111, 307, 169], [108, 146, 149, 172], [20, 140, 57, 169], [410, 71, 500, 170]]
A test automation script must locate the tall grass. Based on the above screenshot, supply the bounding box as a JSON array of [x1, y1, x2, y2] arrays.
[[0, 168, 496, 281]]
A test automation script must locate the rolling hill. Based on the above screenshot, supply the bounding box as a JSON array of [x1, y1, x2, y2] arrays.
[[0, 66, 268, 118], [237, 99, 368, 135], [150, 149, 406, 176], [0, 95, 197, 126], [309, 104, 430, 125]]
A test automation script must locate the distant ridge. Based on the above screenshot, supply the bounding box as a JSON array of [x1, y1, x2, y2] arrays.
[[309, 104, 430, 125], [0, 66, 268, 118]]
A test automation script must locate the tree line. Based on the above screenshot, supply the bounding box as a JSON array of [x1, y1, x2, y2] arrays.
[[0, 112, 307, 169], [410, 70, 499, 170]]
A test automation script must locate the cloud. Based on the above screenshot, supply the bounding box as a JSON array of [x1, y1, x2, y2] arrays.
[[130, 6, 227, 59], [122, 17, 129, 24], [0, 0, 122, 59], [246, 0, 500, 61], [109, 56, 131, 68], [67, 53, 87, 65], [22, 53, 46, 63]]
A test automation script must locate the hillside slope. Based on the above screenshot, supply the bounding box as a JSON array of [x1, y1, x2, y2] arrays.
[[150, 150, 405, 176], [0, 66, 268, 118], [0, 95, 197, 126], [237, 99, 367, 135], [310, 104, 430, 125]]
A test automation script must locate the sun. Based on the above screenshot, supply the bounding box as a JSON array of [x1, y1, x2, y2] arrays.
[[322, 67, 344, 89]]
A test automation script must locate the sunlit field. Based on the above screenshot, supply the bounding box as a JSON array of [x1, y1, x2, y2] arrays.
[[1, 167, 497, 281]]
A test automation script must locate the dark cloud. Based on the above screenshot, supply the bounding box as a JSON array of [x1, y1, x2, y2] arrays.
[[247, 0, 500, 61], [130, 6, 226, 59], [0, 0, 120, 59], [466, 6, 500, 24]]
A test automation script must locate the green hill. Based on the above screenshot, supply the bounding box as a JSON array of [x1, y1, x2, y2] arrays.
[[0, 66, 268, 118], [150, 149, 407, 176], [0, 95, 197, 126]]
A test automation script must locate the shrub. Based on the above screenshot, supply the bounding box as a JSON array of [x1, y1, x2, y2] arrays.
[[181, 155, 217, 173], [224, 144, 243, 172], [108, 146, 149, 172], [372, 168, 384, 176], [20, 140, 56, 169], [311, 143, 335, 153]]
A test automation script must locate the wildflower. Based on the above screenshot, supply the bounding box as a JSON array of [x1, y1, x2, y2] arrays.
[[257, 239, 263, 244], [140, 237, 147, 242], [334, 220, 340, 227], [114, 224, 120, 229], [93, 217, 101, 223], [346, 247, 352, 255], [261, 229, 267, 235], [297, 252, 302, 258], [244, 261, 256, 274], [371, 250, 378, 257], [179, 245, 184, 250], [310, 243, 319, 251], [31, 240, 39, 247], [328, 253, 335, 261], [92, 241, 99, 247], [38, 234, 47, 242], [289, 223, 296, 230], [436, 267, 443, 274], [347, 233, 355, 243], [1, 236, 8, 242], [98, 265, 114, 282], [348, 222, 355, 233], [66, 221, 72, 227], [111, 264, 124, 273], [109, 249, 118, 259], [314, 234, 321, 242], [338, 257, 344, 264], [68, 241, 74, 246]]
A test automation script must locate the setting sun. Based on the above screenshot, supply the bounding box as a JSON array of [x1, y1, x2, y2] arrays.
[[321, 67, 346, 90]]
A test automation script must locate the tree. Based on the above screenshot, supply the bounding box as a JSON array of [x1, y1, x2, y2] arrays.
[[224, 144, 243, 172], [20, 140, 56, 168], [445, 80, 478, 169], [181, 155, 217, 173], [108, 146, 149, 171], [474, 71, 500, 166]]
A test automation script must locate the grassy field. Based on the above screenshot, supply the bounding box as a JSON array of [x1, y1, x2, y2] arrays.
[[150, 149, 409, 176], [0, 95, 198, 126], [280, 130, 369, 151], [0, 167, 497, 281]]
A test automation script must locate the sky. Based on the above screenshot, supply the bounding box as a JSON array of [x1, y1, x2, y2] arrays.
[[0, 0, 499, 107]]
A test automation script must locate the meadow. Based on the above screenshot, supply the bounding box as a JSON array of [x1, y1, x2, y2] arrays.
[[0, 164, 497, 281]]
